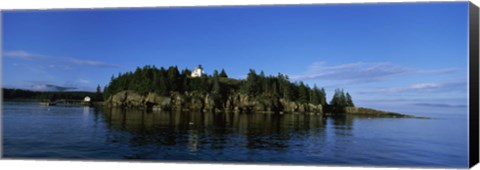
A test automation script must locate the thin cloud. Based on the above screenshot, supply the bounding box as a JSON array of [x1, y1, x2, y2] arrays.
[[3, 50, 45, 60], [291, 62, 458, 84], [77, 79, 91, 84], [69, 58, 121, 68], [409, 83, 440, 90], [46, 64, 73, 71], [412, 103, 467, 108], [290, 62, 412, 83], [32, 84, 77, 92], [417, 68, 459, 74], [359, 80, 467, 94], [3, 50, 121, 68], [64, 78, 91, 85]]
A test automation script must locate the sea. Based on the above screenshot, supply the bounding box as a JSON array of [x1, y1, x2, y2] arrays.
[[1, 101, 469, 168]]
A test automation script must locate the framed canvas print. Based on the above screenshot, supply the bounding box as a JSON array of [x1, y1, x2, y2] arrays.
[[1, 0, 479, 169]]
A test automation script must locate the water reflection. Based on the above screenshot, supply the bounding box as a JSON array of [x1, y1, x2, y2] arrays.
[[2, 102, 467, 166], [102, 108, 358, 155]]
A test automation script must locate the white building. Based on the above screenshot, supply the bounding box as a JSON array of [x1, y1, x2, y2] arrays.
[[191, 65, 204, 77], [84, 96, 91, 102]]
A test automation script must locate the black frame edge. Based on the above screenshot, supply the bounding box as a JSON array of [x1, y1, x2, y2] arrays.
[[469, 1, 480, 168]]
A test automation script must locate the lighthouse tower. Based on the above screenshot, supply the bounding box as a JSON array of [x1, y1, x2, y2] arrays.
[[191, 65, 204, 78]]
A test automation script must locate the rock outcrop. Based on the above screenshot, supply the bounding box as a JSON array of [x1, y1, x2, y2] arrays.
[[104, 91, 424, 118], [105, 90, 323, 114], [344, 107, 428, 118]]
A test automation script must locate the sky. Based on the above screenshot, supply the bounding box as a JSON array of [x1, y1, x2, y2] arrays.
[[2, 2, 470, 114]]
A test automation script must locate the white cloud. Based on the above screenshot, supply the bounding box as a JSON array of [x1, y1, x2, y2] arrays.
[[290, 62, 413, 83], [77, 79, 91, 84], [412, 103, 467, 108], [359, 79, 467, 94], [31, 84, 77, 92], [3, 50, 121, 68], [409, 83, 440, 90], [69, 58, 120, 68], [3, 50, 44, 60], [291, 61, 459, 84]]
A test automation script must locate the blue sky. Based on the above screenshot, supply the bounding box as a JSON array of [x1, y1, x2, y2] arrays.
[[2, 2, 469, 114]]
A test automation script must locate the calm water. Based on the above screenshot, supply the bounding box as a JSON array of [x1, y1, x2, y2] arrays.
[[2, 101, 468, 168]]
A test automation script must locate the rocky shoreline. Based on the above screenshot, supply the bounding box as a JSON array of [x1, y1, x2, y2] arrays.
[[343, 107, 429, 119], [105, 90, 323, 114], [104, 90, 427, 119]]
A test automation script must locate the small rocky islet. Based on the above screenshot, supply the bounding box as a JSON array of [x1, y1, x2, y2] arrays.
[[104, 90, 427, 119], [102, 65, 427, 119]]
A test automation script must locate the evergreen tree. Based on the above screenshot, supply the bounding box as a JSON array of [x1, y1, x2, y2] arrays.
[[103, 86, 109, 100], [95, 84, 102, 101], [167, 66, 180, 92], [102, 65, 354, 112], [320, 88, 327, 106], [243, 69, 259, 96], [211, 76, 223, 108], [346, 92, 355, 107], [271, 79, 280, 98], [298, 82, 310, 103], [329, 88, 354, 113], [219, 69, 228, 78], [310, 85, 321, 105], [212, 76, 221, 94]]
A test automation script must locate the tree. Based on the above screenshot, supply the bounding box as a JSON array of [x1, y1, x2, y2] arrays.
[[213, 69, 219, 78], [211, 76, 223, 108], [310, 85, 321, 105], [329, 88, 355, 113], [212, 76, 221, 94], [320, 88, 327, 106], [346, 92, 354, 107], [167, 66, 180, 92], [180, 68, 191, 92], [103, 86, 109, 101], [298, 82, 310, 103], [271, 79, 280, 97], [330, 89, 346, 107], [243, 69, 259, 96], [102, 65, 354, 113], [95, 85, 103, 101], [219, 69, 228, 78]]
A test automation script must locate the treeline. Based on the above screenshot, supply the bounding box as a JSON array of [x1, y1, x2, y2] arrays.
[[329, 89, 355, 113], [2, 88, 98, 101], [240, 69, 327, 105], [103, 65, 228, 98], [103, 65, 355, 110]]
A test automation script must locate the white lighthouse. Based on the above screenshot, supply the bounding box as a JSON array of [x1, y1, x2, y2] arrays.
[[191, 65, 204, 78]]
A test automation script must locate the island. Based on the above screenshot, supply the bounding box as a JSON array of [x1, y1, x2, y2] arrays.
[[101, 65, 427, 119]]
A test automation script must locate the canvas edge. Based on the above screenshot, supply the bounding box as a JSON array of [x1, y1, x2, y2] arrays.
[[469, 1, 480, 168]]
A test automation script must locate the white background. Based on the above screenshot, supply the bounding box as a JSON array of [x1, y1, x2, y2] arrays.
[[0, 0, 479, 170]]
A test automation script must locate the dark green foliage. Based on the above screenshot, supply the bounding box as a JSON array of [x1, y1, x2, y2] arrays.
[[298, 82, 310, 103], [211, 76, 226, 108], [219, 69, 228, 78], [3, 88, 96, 101], [242, 69, 260, 96], [310, 85, 322, 105], [346, 92, 355, 107], [320, 88, 327, 106], [103, 86, 109, 101], [102, 65, 353, 108], [167, 66, 180, 92], [95, 85, 103, 101], [330, 89, 355, 112]]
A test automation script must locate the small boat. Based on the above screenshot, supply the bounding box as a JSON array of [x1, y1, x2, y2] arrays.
[[39, 102, 56, 106]]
